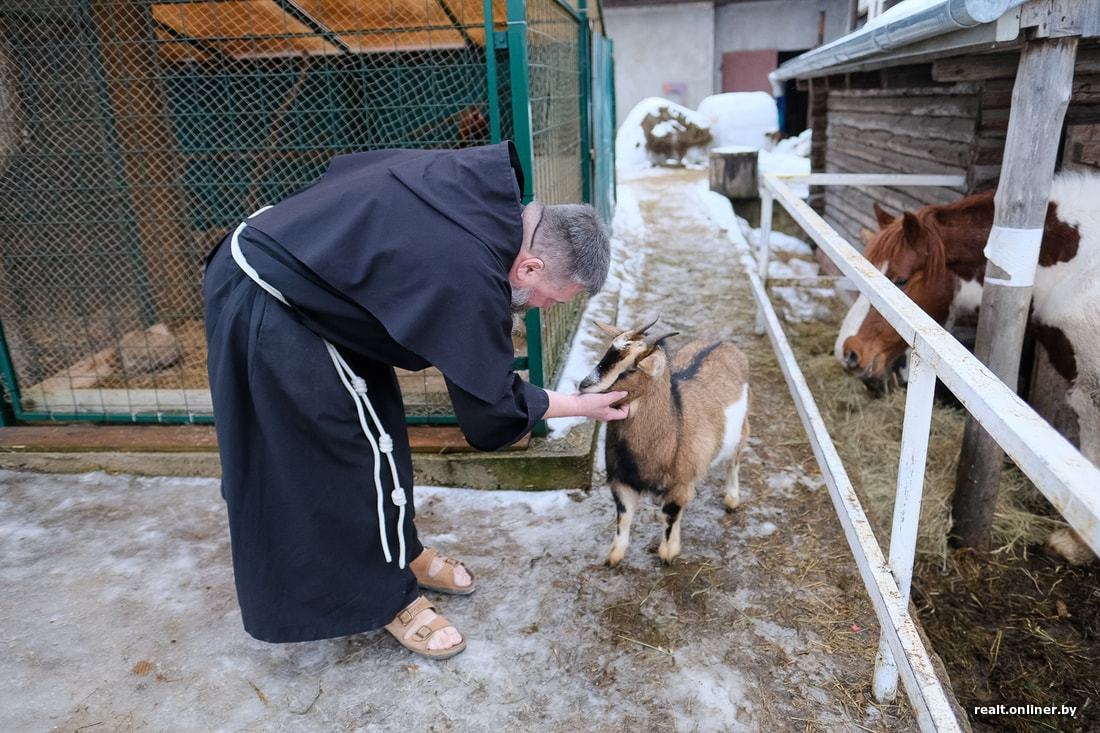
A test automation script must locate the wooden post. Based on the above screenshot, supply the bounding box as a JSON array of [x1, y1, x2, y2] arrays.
[[709, 148, 758, 200], [89, 0, 197, 324], [951, 37, 1078, 550]]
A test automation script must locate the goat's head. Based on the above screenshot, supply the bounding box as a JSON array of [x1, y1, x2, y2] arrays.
[[578, 317, 679, 405]]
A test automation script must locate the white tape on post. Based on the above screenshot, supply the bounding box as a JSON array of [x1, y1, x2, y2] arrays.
[[982, 225, 1043, 287]]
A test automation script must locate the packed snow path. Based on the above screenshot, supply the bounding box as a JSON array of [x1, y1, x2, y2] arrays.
[[0, 169, 916, 732]]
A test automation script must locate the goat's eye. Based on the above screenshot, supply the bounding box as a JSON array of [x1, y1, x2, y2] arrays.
[[892, 277, 909, 287]]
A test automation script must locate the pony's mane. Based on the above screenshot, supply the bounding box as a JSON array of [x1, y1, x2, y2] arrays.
[[863, 189, 997, 280], [864, 207, 947, 283]]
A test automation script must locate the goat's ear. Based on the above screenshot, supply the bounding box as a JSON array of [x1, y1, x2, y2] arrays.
[[873, 203, 894, 228], [592, 320, 624, 338], [637, 347, 667, 377], [901, 211, 921, 244]]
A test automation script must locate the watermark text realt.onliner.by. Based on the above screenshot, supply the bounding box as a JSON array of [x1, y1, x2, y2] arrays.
[[972, 704, 1077, 718]]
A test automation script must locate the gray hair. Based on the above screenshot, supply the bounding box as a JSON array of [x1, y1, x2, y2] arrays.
[[530, 202, 611, 296]]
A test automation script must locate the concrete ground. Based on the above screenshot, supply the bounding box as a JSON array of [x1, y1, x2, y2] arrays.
[[0, 168, 917, 732]]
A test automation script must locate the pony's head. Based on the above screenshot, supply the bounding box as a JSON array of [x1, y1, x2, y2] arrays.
[[839, 203, 956, 384]]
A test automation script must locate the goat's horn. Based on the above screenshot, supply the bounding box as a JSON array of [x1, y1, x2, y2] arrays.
[[645, 330, 679, 346], [633, 315, 660, 335]]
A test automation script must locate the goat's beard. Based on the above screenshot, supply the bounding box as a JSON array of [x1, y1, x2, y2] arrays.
[[510, 286, 532, 314]]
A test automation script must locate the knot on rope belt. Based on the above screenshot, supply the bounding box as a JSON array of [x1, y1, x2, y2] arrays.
[[230, 211, 408, 568]]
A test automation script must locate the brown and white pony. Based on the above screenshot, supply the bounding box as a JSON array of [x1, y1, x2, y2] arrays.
[[834, 171, 1100, 563]]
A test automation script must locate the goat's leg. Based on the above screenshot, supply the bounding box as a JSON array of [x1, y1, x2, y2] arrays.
[[659, 485, 695, 563], [724, 415, 750, 512], [606, 481, 640, 568]]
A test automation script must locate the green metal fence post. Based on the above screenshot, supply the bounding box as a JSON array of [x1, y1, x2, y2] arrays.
[[483, 0, 502, 144], [506, 0, 535, 203], [578, 0, 592, 205], [506, 0, 546, 435], [610, 41, 618, 210], [0, 321, 22, 426]]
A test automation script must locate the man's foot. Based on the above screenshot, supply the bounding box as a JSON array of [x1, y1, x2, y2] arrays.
[[411, 548, 476, 595], [384, 596, 466, 659]]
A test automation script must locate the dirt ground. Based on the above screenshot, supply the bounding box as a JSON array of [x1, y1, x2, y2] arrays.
[[0, 168, 919, 732]]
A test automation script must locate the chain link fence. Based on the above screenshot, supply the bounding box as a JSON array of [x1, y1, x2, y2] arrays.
[[0, 0, 612, 426]]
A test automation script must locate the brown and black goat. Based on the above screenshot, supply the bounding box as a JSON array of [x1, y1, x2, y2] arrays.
[[579, 317, 750, 566]]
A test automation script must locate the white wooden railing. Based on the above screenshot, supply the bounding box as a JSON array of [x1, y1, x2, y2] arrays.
[[747, 172, 1100, 732]]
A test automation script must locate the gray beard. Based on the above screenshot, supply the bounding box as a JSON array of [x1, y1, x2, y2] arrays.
[[510, 287, 531, 314]]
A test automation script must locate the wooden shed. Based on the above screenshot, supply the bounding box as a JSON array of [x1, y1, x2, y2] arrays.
[[776, 2, 1100, 247], [772, 0, 1100, 550]]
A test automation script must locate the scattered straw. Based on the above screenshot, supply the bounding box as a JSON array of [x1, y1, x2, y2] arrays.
[[786, 317, 1067, 563]]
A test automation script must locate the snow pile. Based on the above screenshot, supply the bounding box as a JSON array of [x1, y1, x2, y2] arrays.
[[617, 95, 814, 194], [615, 97, 712, 171], [758, 148, 811, 198], [774, 128, 812, 157], [696, 92, 778, 151]]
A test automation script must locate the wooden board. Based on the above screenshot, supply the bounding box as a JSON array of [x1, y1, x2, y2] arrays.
[[0, 424, 530, 453], [152, 0, 502, 59]]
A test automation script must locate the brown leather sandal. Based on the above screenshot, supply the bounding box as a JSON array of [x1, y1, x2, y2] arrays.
[[383, 596, 467, 660], [411, 547, 477, 596]]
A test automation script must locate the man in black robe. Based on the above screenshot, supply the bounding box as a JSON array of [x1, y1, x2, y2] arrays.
[[203, 141, 625, 657]]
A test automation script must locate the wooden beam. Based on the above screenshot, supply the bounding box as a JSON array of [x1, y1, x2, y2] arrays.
[[951, 37, 1079, 552]]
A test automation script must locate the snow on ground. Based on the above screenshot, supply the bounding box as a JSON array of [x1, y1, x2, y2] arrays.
[[0, 168, 915, 733], [694, 179, 834, 323]]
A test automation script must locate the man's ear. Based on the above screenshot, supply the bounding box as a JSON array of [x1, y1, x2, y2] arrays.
[[637, 348, 667, 377], [592, 320, 624, 338], [513, 255, 545, 284]]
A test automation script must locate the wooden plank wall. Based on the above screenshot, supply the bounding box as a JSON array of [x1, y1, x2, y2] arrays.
[[816, 42, 1100, 250], [933, 45, 1100, 188]]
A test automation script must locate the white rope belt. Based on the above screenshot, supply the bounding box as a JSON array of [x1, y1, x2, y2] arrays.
[[229, 209, 408, 569]]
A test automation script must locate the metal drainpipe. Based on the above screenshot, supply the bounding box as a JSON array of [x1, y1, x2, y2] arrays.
[[769, 0, 1026, 93]]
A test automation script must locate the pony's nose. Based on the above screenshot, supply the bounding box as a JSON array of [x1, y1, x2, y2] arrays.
[[843, 347, 860, 371]]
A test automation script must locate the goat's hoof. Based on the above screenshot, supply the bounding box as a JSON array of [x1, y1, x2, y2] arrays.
[[657, 543, 680, 564], [605, 550, 626, 568], [723, 499, 741, 513]]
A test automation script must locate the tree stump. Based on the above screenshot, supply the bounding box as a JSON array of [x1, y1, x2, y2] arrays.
[[709, 148, 759, 200]]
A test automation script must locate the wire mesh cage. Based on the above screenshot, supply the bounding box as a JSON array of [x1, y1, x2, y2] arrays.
[[0, 0, 612, 426]]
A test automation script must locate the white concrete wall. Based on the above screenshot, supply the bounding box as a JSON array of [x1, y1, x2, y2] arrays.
[[714, 0, 851, 54], [604, 2, 715, 127]]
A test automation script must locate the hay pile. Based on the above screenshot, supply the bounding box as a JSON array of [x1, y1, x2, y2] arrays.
[[786, 317, 1067, 563]]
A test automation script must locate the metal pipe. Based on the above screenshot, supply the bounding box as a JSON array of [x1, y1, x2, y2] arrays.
[[770, 0, 1024, 89]]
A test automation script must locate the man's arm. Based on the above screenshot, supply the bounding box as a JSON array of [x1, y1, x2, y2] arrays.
[[543, 389, 629, 422]]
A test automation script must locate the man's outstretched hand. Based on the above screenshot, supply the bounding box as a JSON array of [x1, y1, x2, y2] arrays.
[[544, 390, 629, 422]]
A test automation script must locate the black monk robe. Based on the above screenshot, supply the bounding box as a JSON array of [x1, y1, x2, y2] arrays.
[[203, 142, 549, 643]]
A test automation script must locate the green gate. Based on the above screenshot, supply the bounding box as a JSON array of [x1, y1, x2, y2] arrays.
[[0, 0, 614, 428]]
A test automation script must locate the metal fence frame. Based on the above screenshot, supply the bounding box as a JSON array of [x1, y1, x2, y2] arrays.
[[0, 0, 614, 428], [751, 171, 1100, 732]]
